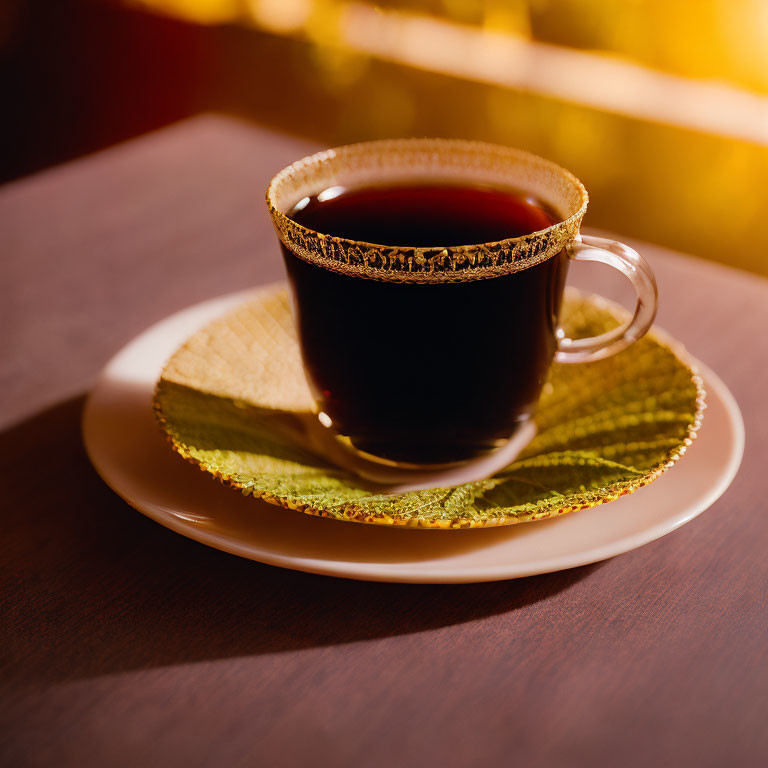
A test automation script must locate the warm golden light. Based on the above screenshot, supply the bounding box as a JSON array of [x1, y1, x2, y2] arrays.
[[247, 0, 311, 34], [129, 0, 768, 144], [132, 0, 240, 24], [342, 4, 768, 145]]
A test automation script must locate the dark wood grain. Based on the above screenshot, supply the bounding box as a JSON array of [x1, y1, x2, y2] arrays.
[[1, 117, 766, 768]]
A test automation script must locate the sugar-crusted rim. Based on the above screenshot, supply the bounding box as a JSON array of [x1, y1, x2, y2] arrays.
[[266, 138, 589, 283]]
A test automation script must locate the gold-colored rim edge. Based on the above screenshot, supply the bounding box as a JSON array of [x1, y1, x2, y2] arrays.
[[265, 138, 588, 283]]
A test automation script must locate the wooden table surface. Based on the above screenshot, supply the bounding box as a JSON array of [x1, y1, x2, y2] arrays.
[[1, 116, 766, 768]]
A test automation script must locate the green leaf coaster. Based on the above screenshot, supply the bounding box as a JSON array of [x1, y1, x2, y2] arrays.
[[154, 286, 704, 529]]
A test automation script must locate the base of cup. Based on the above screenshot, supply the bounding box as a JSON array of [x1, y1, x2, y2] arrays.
[[301, 416, 537, 494]]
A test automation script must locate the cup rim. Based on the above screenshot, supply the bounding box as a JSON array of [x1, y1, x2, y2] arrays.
[[266, 138, 588, 283]]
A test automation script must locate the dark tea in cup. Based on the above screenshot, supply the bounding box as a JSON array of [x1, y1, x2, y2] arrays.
[[267, 140, 657, 468], [283, 184, 568, 464]]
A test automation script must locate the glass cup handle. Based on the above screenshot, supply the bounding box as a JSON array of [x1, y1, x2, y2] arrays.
[[554, 234, 659, 364]]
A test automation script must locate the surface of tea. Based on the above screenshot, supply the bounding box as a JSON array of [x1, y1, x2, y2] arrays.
[[283, 183, 568, 464], [290, 183, 556, 246]]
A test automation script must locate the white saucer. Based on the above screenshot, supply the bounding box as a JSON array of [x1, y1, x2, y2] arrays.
[[82, 290, 744, 583]]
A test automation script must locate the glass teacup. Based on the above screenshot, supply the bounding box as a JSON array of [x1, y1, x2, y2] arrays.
[[266, 139, 657, 473]]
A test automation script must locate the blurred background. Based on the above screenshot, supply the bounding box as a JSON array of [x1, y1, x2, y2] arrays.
[[3, 0, 768, 274]]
